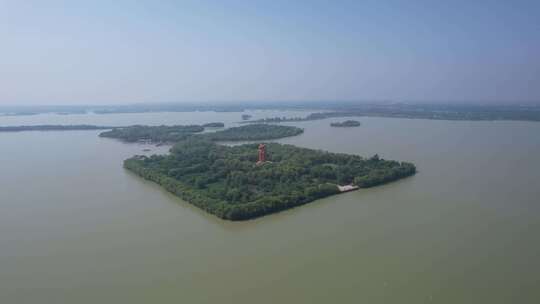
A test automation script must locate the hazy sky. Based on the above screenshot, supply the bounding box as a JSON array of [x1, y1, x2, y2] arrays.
[[1, 0, 539, 105]]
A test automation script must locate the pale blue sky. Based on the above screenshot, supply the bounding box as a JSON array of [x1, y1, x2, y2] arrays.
[[1, 0, 539, 105]]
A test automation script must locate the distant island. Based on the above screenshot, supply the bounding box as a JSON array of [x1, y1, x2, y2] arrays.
[[241, 114, 252, 120], [202, 122, 225, 128], [99, 124, 301, 143], [112, 124, 416, 221], [330, 120, 361, 127], [0, 125, 113, 132]]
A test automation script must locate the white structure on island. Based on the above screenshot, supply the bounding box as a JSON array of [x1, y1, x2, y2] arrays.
[[337, 185, 359, 192]]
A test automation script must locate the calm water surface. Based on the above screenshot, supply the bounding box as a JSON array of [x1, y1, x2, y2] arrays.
[[1, 112, 539, 303]]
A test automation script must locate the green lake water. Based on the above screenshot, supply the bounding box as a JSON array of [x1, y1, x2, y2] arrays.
[[1, 111, 539, 303]]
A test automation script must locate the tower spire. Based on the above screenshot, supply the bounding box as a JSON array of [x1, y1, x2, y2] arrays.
[[257, 143, 266, 164]]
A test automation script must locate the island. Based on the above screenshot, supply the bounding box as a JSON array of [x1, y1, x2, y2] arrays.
[[241, 114, 252, 120], [112, 124, 416, 221], [330, 120, 361, 127]]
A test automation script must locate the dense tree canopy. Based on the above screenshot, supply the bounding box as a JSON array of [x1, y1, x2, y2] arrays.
[[125, 137, 415, 220]]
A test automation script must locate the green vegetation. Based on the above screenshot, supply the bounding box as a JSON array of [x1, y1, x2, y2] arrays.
[[330, 120, 361, 127], [99, 125, 205, 143], [123, 126, 415, 220], [0, 125, 113, 132]]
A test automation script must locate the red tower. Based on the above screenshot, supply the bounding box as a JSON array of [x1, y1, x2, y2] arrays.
[[257, 143, 266, 164]]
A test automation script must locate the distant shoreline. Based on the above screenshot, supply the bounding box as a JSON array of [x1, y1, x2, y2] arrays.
[[0, 125, 115, 132], [1, 103, 539, 122]]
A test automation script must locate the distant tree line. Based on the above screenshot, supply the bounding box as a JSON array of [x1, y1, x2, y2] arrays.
[[241, 106, 540, 124]]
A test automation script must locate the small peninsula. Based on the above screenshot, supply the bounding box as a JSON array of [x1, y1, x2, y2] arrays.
[[99, 125, 206, 143], [330, 120, 361, 127], [199, 124, 304, 141], [114, 124, 416, 221], [99, 124, 302, 143]]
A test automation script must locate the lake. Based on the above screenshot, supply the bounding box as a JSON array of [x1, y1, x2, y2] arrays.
[[1, 111, 539, 303]]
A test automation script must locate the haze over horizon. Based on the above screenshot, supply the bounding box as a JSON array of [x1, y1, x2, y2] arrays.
[[1, 0, 539, 106]]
